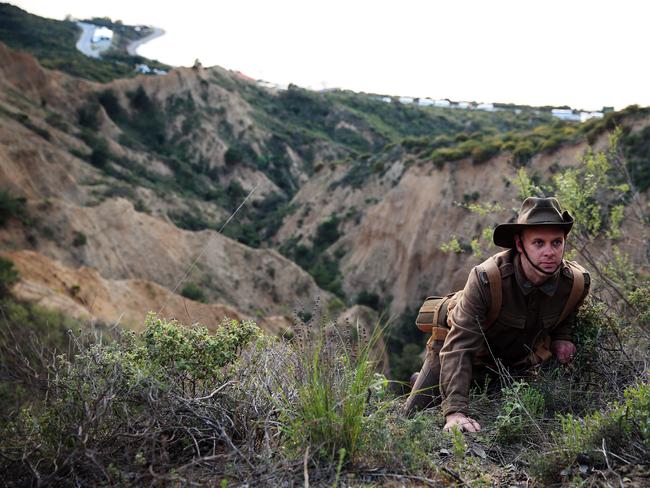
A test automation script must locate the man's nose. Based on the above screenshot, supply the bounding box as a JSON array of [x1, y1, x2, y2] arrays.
[[543, 244, 555, 256]]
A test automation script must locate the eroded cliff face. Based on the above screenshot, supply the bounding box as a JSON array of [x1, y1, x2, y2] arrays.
[[0, 43, 336, 333]]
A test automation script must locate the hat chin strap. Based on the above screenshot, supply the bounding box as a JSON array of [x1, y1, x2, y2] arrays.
[[519, 242, 559, 277]]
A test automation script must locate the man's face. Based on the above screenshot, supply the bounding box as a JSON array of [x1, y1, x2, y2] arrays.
[[515, 227, 565, 274]]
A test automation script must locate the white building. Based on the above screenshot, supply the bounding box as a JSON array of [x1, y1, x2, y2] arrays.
[[399, 96, 414, 105], [580, 111, 604, 122], [92, 27, 113, 43], [551, 109, 581, 122], [477, 102, 495, 112], [135, 64, 151, 74], [418, 98, 435, 107], [381, 96, 392, 103], [434, 99, 451, 107]]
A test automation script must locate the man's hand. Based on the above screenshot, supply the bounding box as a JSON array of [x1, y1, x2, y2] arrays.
[[443, 413, 481, 432], [551, 340, 576, 364]]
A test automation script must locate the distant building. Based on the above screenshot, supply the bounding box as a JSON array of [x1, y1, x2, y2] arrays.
[[418, 98, 435, 107], [92, 27, 113, 43], [434, 99, 451, 107], [551, 108, 580, 122], [135, 64, 151, 74], [602, 106, 615, 113], [456, 101, 473, 109], [399, 96, 414, 105], [152, 68, 167, 75], [381, 96, 392, 103], [579, 111, 604, 122], [477, 102, 495, 112]]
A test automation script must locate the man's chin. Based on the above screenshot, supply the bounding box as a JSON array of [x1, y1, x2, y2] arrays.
[[539, 263, 559, 273]]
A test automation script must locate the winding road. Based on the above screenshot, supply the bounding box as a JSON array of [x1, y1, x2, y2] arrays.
[[75, 22, 109, 58], [75, 22, 165, 59], [126, 27, 165, 56]]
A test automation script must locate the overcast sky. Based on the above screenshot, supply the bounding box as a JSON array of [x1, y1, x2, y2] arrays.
[[11, 0, 650, 111]]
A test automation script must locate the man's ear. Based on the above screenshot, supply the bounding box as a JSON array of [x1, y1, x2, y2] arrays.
[[514, 233, 523, 253]]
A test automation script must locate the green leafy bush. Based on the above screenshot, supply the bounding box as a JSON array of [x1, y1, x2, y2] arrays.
[[0, 189, 27, 226], [494, 381, 545, 443], [620, 124, 650, 191], [142, 314, 260, 384], [224, 146, 244, 166], [0, 257, 19, 295], [71, 231, 87, 247], [538, 381, 650, 479], [355, 290, 380, 310], [512, 141, 535, 165], [471, 141, 501, 164], [0, 314, 261, 485], [180, 282, 206, 302]]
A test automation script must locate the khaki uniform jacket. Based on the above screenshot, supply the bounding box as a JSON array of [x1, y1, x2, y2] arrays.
[[439, 249, 590, 416]]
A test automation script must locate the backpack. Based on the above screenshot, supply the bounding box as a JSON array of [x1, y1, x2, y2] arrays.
[[415, 252, 587, 342]]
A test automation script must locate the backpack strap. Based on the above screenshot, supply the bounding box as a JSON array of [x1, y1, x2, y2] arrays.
[[556, 262, 586, 326], [480, 255, 502, 329]]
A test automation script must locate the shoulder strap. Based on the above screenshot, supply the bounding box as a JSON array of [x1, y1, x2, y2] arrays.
[[482, 256, 502, 329], [556, 262, 586, 326]]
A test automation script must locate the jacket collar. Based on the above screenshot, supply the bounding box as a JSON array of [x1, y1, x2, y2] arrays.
[[514, 253, 561, 296]]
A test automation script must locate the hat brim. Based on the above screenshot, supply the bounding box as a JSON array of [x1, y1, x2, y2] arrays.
[[493, 213, 573, 248]]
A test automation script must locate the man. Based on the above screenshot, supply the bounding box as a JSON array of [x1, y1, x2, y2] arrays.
[[404, 197, 590, 432]]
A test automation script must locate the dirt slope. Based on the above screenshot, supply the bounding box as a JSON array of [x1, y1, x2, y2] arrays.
[[0, 42, 333, 328]]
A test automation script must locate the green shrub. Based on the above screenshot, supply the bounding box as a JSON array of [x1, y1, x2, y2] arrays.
[[355, 290, 380, 310], [314, 214, 341, 252], [0, 314, 261, 485], [540, 381, 650, 478], [621, 124, 650, 191], [224, 146, 244, 166], [0, 189, 26, 226], [431, 146, 469, 167], [168, 209, 210, 231], [180, 282, 206, 302], [71, 231, 87, 247], [97, 89, 123, 119], [512, 141, 535, 165], [310, 255, 344, 297], [77, 101, 101, 131], [494, 380, 545, 443], [471, 141, 501, 164], [142, 314, 260, 384], [0, 296, 85, 416], [0, 257, 19, 295]]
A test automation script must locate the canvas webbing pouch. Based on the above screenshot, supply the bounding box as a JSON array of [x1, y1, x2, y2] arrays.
[[415, 292, 459, 335]]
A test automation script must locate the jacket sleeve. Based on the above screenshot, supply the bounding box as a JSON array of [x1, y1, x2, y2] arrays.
[[550, 272, 591, 342], [439, 267, 490, 417]]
